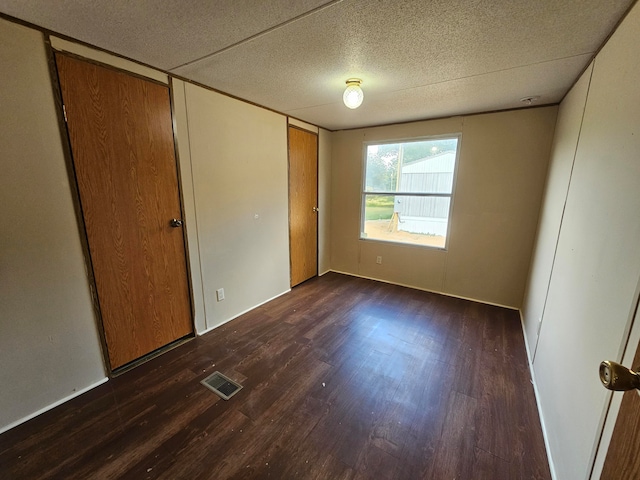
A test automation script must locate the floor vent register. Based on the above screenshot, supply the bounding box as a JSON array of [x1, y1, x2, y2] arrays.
[[200, 371, 243, 400]]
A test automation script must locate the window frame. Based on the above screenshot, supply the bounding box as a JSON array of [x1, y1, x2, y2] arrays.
[[360, 133, 462, 250]]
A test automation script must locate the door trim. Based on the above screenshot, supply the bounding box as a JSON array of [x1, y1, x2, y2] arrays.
[[111, 335, 193, 376], [44, 41, 112, 374], [168, 77, 198, 331], [590, 280, 640, 478]]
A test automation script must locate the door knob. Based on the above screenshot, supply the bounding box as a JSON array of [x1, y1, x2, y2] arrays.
[[599, 360, 640, 391], [313, 207, 319, 213], [170, 218, 184, 228]]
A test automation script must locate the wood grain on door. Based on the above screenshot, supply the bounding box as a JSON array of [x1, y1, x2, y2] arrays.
[[56, 54, 193, 369]]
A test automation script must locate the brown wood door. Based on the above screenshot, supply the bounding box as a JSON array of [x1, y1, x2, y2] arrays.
[[600, 299, 640, 478], [56, 54, 193, 369], [288, 126, 318, 287]]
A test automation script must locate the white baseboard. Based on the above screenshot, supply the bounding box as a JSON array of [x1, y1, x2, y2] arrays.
[[519, 310, 557, 480], [197, 288, 292, 336], [0, 377, 109, 435], [328, 269, 519, 310]]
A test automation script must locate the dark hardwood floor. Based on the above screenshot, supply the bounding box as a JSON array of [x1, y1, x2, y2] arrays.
[[0, 273, 551, 479]]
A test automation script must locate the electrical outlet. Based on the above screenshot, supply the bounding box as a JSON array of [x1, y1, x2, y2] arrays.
[[376, 256, 382, 265], [216, 288, 225, 301]]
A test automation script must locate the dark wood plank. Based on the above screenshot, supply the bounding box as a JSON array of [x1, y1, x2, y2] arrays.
[[427, 391, 480, 480], [0, 273, 551, 479]]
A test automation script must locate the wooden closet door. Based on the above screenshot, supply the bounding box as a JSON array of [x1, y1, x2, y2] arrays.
[[600, 299, 640, 478], [56, 54, 193, 369], [288, 126, 318, 287]]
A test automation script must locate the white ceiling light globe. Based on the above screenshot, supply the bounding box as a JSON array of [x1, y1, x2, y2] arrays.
[[343, 79, 364, 109]]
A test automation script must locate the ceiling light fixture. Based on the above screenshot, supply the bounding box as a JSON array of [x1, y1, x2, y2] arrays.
[[343, 78, 364, 109]]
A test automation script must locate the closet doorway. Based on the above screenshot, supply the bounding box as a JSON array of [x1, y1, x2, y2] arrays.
[[56, 54, 193, 370], [288, 126, 318, 287]]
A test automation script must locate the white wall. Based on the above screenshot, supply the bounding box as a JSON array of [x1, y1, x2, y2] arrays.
[[171, 79, 207, 334], [330, 108, 557, 308], [0, 19, 106, 432], [521, 63, 593, 356], [175, 81, 291, 332], [522, 4, 640, 479]]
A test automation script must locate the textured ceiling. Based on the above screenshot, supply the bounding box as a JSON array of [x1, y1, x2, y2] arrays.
[[0, 0, 634, 130]]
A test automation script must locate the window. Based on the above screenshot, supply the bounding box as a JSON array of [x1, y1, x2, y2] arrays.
[[361, 136, 460, 248]]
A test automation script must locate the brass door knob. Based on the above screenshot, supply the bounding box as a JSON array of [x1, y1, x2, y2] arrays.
[[599, 360, 640, 391]]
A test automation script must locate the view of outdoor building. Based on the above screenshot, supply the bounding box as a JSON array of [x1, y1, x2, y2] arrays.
[[361, 137, 459, 247]]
